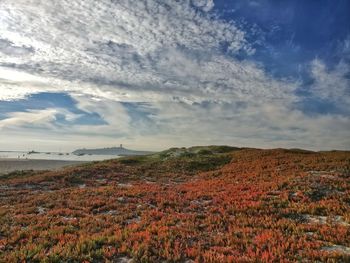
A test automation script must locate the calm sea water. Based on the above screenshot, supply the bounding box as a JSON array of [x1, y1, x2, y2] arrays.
[[0, 151, 120, 162]]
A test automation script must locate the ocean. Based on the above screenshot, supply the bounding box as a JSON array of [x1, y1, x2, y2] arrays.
[[0, 151, 120, 162]]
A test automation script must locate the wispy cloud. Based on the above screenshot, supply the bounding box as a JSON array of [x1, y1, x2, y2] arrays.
[[310, 59, 350, 110], [0, 0, 256, 102], [0, 0, 349, 151], [0, 108, 59, 129]]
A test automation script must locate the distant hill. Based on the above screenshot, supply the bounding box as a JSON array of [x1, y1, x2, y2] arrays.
[[72, 146, 153, 156]]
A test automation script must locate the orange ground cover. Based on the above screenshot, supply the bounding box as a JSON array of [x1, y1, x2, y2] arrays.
[[0, 148, 349, 262]]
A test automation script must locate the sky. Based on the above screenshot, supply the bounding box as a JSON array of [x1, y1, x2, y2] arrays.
[[0, 0, 349, 151]]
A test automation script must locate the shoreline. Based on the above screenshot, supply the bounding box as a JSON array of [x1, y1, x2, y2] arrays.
[[0, 158, 87, 175]]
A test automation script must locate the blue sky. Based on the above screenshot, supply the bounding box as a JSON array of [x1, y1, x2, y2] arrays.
[[0, 0, 349, 151]]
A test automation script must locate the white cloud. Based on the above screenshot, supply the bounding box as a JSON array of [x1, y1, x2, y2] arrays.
[[0, 0, 289, 105], [71, 94, 132, 135], [0, 0, 256, 102], [0, 0, 348, 151], [192, 0, 215, 12], [310, 59, 350, 109], [0, 109, 58, 129]]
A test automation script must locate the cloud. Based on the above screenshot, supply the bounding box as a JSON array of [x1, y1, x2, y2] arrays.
[[0, 0, 255, 101], [0, 0, 288, 105], [0, 38, 34, 56], [310, 59, 350, 110], [0, 0, 349, 151], [0, 108, 59, 130], [192, 0, 215, 12]]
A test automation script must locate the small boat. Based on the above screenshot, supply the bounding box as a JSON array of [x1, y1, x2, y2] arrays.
[[28, 150, 39, 154]]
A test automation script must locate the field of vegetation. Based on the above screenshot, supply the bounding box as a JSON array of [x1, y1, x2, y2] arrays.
[[0, 146, 349, 262]]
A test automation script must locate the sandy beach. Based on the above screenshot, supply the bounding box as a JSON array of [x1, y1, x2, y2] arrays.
[[0, 158, 86, 175]]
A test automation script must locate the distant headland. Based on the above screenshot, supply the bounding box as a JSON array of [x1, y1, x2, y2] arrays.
[[72, 144, 154, 156]]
